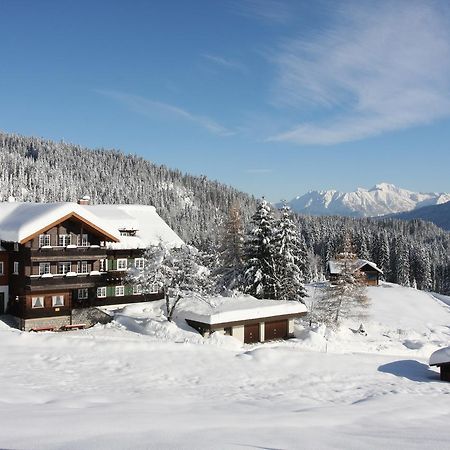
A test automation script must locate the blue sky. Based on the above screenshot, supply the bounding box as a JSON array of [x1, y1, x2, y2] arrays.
[[1, 0, 450, 202]]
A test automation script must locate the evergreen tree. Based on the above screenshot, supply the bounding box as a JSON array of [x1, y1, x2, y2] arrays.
[[243, 198, 277, 299], [273, 204, 308, 301]]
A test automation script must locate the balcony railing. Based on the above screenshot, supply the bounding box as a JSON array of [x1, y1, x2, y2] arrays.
[[27, 273, 108, 290]]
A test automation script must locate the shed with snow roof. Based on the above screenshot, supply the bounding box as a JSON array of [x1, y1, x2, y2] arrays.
[[327, 258, 383, 286], [430, 347, 450, 381], [180, 296, 307, 344]]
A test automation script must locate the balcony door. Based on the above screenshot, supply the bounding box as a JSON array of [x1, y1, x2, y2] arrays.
[[0, 292, 5, 314]]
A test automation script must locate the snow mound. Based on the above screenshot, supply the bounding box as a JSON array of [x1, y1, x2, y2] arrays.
[[430, 346, 450, 366]]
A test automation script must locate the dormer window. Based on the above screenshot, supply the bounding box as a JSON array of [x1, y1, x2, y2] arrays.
[[119, 228, 138, 237], [39, 234, 51, 247]]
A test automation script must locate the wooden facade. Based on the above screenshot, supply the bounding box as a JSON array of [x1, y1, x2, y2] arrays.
[[0, 214, 163, 330]]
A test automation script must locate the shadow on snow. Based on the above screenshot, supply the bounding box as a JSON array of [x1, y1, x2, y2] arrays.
[[378, 359, 439, 382]]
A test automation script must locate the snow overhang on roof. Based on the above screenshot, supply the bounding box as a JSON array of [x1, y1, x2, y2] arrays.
[[0, 202, 120, 244], [430, 346, 450, 366], [180, 296, 307, 325], [328, 259, 383, 275]]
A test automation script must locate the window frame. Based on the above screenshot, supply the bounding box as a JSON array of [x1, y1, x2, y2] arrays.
[[52, 295, 64, 307], [58, 234, 71, 247], [58, 262, 71, 275], [31, 296, 45, 309], [39, 262, 51, 276], [78, 234, 89, 247], [132, 284, 143, 295], [115, 285, 125, 297], [117, 258, 128, 270], [13, 261, 19, 275], [0, 261, 3, 275], [134, 258, 145, 270], [38, 234, 51, 247], [78, 260, 89, 274], [77, 288, 89, 300], [96, 287, 107, 298]]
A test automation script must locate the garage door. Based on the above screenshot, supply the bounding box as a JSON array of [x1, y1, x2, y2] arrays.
[[264, 319, 288, 341], [244, 323, 260, 344]]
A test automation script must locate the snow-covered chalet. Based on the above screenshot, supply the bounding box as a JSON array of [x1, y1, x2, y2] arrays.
[[0, 198, 183, 331]]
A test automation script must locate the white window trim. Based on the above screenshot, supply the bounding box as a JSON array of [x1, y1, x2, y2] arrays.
[[0, 261, 3, 275], [78, 234, 89, 247], [39, 234, 51, 247], [13, 261, 19, 275], [58, 234, 71, 247], [134, 258, 145, 270], [133, 284, 142, 295], [97, 287, 107, 298], [32, 296, 45, 309], [58, 262, 71, 275], [148, 283, 159, 294], [39, 262, 51, 276], [117, 258, 128, 270], [78, 261, 89, 274], [52, 295, 64, 307], [115, 285, 125, 297]]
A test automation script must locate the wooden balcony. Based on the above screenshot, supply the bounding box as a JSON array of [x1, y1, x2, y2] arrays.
[[27, 273, 108, 291]]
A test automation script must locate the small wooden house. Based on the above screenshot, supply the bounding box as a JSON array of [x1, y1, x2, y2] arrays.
[[180, 296, 307, 344], [430, 347, 450, 381], [327, 259, 383, 286]]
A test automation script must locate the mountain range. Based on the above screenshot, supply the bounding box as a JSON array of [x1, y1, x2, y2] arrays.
[[390, 201, 450, 231], [283, 183, 450, 218]]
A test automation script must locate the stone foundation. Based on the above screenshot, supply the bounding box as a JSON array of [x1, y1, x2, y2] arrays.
[[21, 316, 71, 331]]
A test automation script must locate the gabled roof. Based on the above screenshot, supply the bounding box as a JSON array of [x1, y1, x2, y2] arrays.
[[0, 202, 184, 249], [0, 202, 120, 244], [328, 258, 383, 275], [430, 346, 450, 366]]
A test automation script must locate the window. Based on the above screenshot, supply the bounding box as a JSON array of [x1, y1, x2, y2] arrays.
[[39, 234, 51, 247], [134, 258, 145, 270], [39, 262, 51, 275], [58, 234, 71, 247], [13, 261, 19, 275], [31, 297, 44, 308], [99, 259, 106, 272], [78, 234, 89, 247], [224, 327, 232, 336], [78, 261, 88, 274], [133, 284, 142, 295], [52, 295, 64, 307], [117, 258, 127, 270], [148, 283, 159, 294], [96, 287, 107, 298], [0, 261, 3, 275], [115, 285, 125, 297], [58, 262, 71, 275], [14, 243, 19, 251], [78, 288, 88, 300]]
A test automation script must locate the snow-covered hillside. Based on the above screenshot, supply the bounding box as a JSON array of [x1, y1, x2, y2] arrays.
[[284, 182, 450, 217], [0, 283, 450, 449]]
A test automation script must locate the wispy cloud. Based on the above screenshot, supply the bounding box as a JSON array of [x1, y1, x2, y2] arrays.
[[231, 0, 292, 25], [268, 2, 450, 145], [96, 89, 233, 137], [201, 53, 247, 73]]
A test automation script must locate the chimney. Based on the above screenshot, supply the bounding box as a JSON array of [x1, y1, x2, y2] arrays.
[[78, 195, 91, 205]]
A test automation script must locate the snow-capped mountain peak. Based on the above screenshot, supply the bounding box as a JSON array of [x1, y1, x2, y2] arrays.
[[283, 183, 450, 217]]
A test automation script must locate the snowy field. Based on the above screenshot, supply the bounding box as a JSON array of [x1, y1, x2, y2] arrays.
[[1, 283, 450, 449]]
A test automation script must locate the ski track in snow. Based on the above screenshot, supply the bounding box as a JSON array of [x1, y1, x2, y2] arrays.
[[1, 283, 450, 449]]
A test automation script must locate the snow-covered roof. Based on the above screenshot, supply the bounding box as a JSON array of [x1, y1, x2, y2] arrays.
[[85, 204, 184, 249], [0, 202, 119, 243], [0, 202, 184, 249], [430, 346, 450, 366], [328, 259, 383, 275], [179, 296, 307, 325]]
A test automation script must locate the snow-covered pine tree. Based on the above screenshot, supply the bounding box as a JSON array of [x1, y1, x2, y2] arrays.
[[217, 204, 245, 293], [273, 204, 308, 301], [395, 237, 411, 287], [127, 244, 211, 321], [243, 198, 277, 299]]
